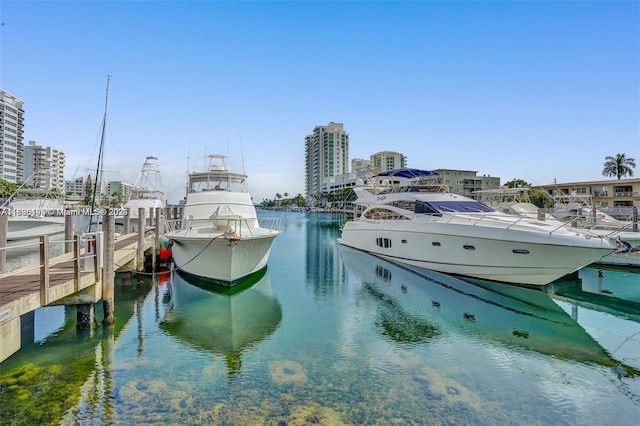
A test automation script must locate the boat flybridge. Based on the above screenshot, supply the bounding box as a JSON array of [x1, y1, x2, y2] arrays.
[[338, 169, 620, 287]]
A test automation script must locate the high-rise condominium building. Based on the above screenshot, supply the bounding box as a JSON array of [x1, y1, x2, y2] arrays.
[[0, 88, 25, 183], [370, 151, 406, 172], [305, 122, 349, 201], [23, 140, 66, 194]]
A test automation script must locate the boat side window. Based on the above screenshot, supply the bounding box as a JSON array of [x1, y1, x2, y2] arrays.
[[391, 200, 415, 210], [364, 208, 409, 220], [429, 201, 494, 213], [415, 201, 441, 216], [376, 237, 392, 248]]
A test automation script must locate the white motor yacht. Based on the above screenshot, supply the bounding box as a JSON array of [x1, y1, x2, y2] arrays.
[[166, 154, 281, 286], [338, 171, 619, 287]]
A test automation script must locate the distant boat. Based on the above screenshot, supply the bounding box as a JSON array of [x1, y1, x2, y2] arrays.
[[1, 188, 68, 246], [480, 189, 640, 266], [338, 169, 619, 287], [166, 154, 282, 286], [123, 155, 166, 231]]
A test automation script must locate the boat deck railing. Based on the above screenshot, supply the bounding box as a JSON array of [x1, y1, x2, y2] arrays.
[[358, 208, 618, 242], [164, 216, 281, 236]]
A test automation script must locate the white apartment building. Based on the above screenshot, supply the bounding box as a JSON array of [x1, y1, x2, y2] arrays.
[[0, 88, 25, 183], [23, 140, 66, 194], [65, 177, 85, 197], [305, 122, 349, 203]]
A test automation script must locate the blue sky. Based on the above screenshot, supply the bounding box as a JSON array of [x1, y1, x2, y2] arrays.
[[1, 1, 638, 204]]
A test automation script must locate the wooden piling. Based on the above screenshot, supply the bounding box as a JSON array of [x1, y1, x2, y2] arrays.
[[149, 207, 155, 233], [65, 208, 73, 253], [124, 207, 131, 234], [137, 207, 146, 271], [102, 211, 115, 325], [73, 234, 81, 292], [77, 304, 95, 330], [39, 235, 50, 306], [153, 207, 161, 270], [0, 213, 6, 274]]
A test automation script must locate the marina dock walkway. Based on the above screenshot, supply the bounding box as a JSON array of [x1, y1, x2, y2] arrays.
[[0, 231, 155, 362]]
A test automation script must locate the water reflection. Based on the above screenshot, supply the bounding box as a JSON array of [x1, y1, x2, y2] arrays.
[[159, 268, 282, 378], [341, 246, 639, 376]]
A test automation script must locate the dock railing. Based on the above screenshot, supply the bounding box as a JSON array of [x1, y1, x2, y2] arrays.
[[0, 234, 101, 304]]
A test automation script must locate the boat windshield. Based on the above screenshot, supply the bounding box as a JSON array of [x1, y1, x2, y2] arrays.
[[421, 200, 494, 213], [188, 173, 247, 193]]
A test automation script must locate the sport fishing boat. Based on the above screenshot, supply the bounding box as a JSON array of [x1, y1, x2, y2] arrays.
[[165, 154, 282, 285], [338, 169, 619, 287], [123, 155, 166, 230]]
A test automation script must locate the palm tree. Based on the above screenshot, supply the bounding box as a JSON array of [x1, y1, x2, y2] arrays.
[[602, 153, 636, 180]]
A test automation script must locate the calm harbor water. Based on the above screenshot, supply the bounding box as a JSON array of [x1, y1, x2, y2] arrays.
[[1, 212, 639, 425]]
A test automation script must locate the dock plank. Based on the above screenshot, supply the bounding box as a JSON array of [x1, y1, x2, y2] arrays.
[[0, 232, 154, 318]]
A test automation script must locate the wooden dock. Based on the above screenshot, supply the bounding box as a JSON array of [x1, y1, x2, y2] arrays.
[[0, 230, 155, 363]]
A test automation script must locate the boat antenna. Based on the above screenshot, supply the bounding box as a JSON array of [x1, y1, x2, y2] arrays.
[[184, 130, 191, 195], [89, 75, 111, 231], [239, 132, 245, 174]]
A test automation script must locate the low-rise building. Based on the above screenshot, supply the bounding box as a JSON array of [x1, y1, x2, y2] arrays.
[[535, 178, 640, 217], [431, 169, 501, 199]]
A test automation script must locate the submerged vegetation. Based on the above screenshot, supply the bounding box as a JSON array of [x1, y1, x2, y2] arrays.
[[0, 357, 95, 425]]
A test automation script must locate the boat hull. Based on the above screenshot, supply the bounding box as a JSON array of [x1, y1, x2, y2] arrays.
[[338, 220, 616, 286], [170, 232, 280, 286]]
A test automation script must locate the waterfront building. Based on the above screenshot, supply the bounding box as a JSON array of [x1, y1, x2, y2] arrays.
[[535, 178, 640, 217], [65, 177, 85, 198], [107, 180, 133, 201], [305, 122, 349, 205], [370, 150, 406, 172], [431, 168, 501, 199], [23, 140, 66, 194], [0, 88, 25, 183], [351, 158, 372, 180]]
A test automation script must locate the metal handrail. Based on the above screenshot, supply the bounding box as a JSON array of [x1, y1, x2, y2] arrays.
[[164, 216, 282, 235], [360, 208, 614, 241]]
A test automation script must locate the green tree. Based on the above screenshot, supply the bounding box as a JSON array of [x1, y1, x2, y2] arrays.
[[528, 187, 553, 209], [504, 178, 529, 188], [83, 175, 94, 206], [109, 191, 125, 207], [0, 178, 16, 198], [293, 194, 306, 208], [602, 153, 636, 180]]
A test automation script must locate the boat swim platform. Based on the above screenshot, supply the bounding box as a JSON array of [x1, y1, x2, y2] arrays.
[[0, 231, 155, 363]]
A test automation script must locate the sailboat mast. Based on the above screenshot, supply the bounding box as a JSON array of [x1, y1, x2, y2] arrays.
[[89, 75, 111, 230]]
